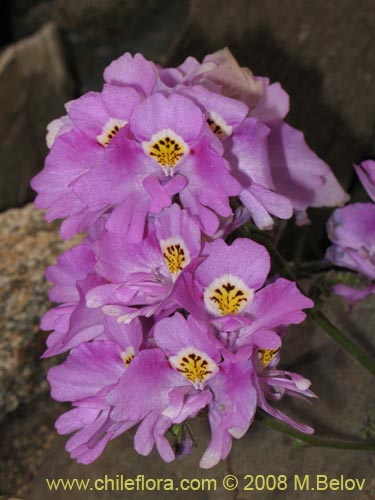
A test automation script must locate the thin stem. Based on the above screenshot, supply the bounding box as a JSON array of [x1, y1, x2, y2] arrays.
[[264, 241, 375, 377], [310, 309, 375, 376], [256, 410, 375, 450], [297, 259, 326, 269], [293, 260, 332, 273], [263, 240, 298, 281]]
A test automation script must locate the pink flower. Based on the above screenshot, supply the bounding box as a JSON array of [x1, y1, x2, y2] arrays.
[[326, 202, 375, 305], [86, 204, 203, 323]]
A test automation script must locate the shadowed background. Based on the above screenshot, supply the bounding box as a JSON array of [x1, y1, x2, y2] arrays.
[[0, 1, 374, 499]]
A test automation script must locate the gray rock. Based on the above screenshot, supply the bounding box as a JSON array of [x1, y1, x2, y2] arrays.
[[57, 0, 191, 92], [0, 22, 74, 211], [0, 203, 81, 421], [10, 0, 191, 92]]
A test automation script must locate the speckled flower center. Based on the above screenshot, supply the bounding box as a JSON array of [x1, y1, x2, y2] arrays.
[[257, 348, 280, 367], [120, 346, 135, 367], [143, 128, 189, 175], [206, 111, 232, 140], [204, 274, 254, 316], [160, 237, 190, 277], [97, 118, 127, 146], [170, 347, 218, 388]]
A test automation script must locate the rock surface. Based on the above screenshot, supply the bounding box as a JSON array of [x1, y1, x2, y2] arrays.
[[0, 22, 75, 211], [10, 0, 191, 92], [0, 203, 80, 421]]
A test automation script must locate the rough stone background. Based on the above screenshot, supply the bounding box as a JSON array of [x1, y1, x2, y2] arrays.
[[0, 1, 374, 499], [0, 205, 80, 421]]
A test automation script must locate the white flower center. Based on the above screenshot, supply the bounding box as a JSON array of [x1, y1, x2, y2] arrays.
[[204, 274, 253, 316], [160, 237, 190, 278], [143, 128, 189, 176], [169, 347, 218, 389]]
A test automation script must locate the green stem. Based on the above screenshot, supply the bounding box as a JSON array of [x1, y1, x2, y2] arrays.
[[263, 241, 375, 377], [310, 309, 375, 376], [256, 410, 375, 450]]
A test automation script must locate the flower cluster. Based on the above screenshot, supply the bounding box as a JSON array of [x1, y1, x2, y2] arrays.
[[326, 160, 375, 305], [32, 48, 348, 239], [31, 49, 333, 468]]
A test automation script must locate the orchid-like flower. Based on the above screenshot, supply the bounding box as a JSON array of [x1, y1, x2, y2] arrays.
[[47, 318, 143, 464], [177, 238, 313, 333], [326, 160, 375, 305], [31, 84, 143, 239], [86, 204, 203, 323], [159, 48, 349, 226], [179, 85, 294, 229], [41, 243, 105, 358], [252, 359, 316, 434], [110, 313, 257, 469], [326, 203, 375, 305], [71, 91, 241, 240]]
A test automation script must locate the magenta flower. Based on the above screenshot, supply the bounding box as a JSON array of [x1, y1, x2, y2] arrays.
[[130, 92, 242, 235], [86, 204, 202, 323], [41, 244, 106, 358], [31, 85, 142, 239], [253, 365, 316, 433], [48, 318, 143, 463], [110, 313, 257, 468], [109, 348, 203, 463], [241, 66, 349, 224], [45, 50, 157, 148], [160, 48, 349, 225], [354, 160, 375, 203], [71, 92, 240, 240], [326, 202, 375, 305], [46, 50, 155, 148], [31, 53, 160, 240], [261, 120, 349, 225], [192, 238, 270, 329], [180, 85, 294, 229], [177, 238, 313, 333]]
